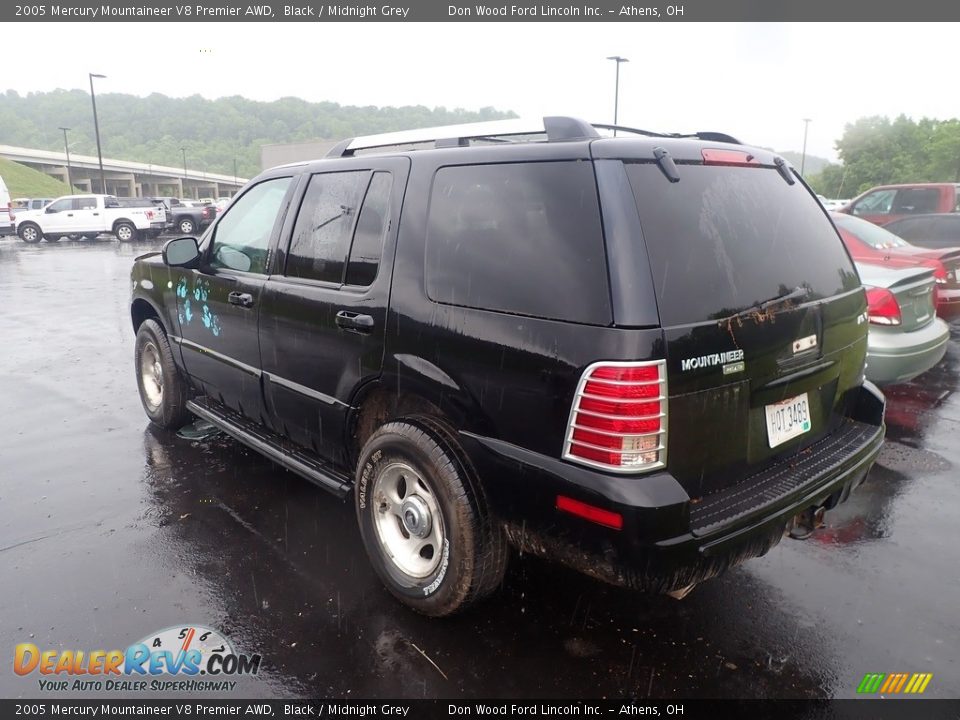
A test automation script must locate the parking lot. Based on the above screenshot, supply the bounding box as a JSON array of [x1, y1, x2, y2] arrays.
[[1, 236, 958, 700]]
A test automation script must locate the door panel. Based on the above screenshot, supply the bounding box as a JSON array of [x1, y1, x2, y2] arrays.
[[260, 159, 408, 465], [175, 175, 295, 422]]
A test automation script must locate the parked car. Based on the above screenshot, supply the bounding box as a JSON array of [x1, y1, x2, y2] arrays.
[[16, 194, 165, 243], [0, 175, 13, 236], [130, 116, 886, 616], [12, 197, 54, 211], [856, 261, 949, 385], [150, 197, 215, 235], [837, 183, 960, 226], [831, 213, 960, 317]]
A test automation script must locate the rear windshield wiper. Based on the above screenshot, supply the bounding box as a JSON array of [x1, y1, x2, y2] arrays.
[[733, 286, 810, 320]]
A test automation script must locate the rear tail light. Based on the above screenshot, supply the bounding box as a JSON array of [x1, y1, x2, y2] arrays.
[[564, 360, 667, 473], [865, 287, 902, 326], [933, 263, 947, 284]]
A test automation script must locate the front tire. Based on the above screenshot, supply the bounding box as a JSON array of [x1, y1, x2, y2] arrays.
[[178, 218, 196, 235], [355, 419, 507, 616], [135, 319, 190, 429], [18, 223, 42, 243], [115, 221, 136, 242]]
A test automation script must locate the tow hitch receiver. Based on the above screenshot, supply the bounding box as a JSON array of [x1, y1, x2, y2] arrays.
[[787, 505, 826, 540]]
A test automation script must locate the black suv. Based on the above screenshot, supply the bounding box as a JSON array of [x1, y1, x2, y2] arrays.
[[130, 117, 885, 616]]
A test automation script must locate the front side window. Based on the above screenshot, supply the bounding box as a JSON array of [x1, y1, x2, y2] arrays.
[[46, 199, 71, 213], [209, 177, 292, 274], [852, 189, 895, 216]]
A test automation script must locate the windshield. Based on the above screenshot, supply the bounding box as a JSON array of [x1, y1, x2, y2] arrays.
[[832, 213, 910, 248]]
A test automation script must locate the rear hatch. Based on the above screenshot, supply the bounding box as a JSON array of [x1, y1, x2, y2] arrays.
[[621, 154, 867, 500]]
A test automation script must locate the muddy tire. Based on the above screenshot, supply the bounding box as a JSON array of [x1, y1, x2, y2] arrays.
[[355, 419, 507, 616], [18, 223, 42, 243], [114, 221, 136, 242], [135, 319, 190, 430]]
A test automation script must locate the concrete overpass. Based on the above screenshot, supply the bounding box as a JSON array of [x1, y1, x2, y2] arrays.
[[0, 144, 248, 199]]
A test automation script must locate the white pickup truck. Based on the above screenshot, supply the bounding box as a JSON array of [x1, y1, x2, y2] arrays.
[[15, 194, 166, 243]]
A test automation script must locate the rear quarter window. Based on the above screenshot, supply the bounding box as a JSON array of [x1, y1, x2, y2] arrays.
[[425, 161, 611, 325], [626, 163, 860, 326]]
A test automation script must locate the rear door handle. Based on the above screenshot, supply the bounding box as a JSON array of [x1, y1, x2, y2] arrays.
[[228, 291, 254, 308], [335, 310, 374, 333]]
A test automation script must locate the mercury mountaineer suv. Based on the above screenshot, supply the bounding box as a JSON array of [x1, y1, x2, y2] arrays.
[[130, 117, 886, 616]]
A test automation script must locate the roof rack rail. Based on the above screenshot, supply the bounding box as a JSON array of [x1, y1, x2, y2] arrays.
[[591, 123, 672, 139], [672, 131, 743, 145], [326, 116, 600, 157]]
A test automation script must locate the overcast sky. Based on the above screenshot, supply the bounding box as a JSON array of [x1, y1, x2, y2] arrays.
[[6, 22, 957, 161]]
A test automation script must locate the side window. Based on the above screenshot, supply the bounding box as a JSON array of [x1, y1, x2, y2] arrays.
[[345, 172, 393, 287], [852, 189, 895, 216], [46, 199, 71, 213], [888, 218, 929, 241], [425, 161, 611, 324], [934, 217, 960, 242], [893, 188, 940, 214], [285, 171, 369, 283], [209, 176, 291, 274]]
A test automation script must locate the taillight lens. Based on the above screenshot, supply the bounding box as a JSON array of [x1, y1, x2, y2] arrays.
[[564, 360, 667, 473], [865, 287, 902, 326], [933, 263, 947, 284]]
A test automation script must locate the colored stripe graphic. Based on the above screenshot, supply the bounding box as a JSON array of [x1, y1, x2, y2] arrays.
[[857, 672, 932, 694]]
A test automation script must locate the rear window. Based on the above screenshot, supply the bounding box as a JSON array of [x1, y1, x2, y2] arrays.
[[832, 213, 910, 248], [425, 161, 610, 324], [626, 163, 860, 326]]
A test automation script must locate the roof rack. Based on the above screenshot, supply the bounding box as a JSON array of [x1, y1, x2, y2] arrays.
[[327, 116, 600, 157]]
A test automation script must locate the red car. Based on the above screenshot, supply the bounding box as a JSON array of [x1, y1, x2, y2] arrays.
[[831, 212, 960, 317]]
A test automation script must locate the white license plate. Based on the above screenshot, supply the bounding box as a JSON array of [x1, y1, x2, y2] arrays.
[[765, 393, 812, 448]]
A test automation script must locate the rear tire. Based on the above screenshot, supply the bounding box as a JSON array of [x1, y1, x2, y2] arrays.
[[114, 221, 136, 242], [135, 319, 190, 430], [18, 223, 42, 243], [355, 419, 508, 616]]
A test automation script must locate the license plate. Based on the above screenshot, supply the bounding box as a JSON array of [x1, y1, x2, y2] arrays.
[[765, 393, 812, 448]]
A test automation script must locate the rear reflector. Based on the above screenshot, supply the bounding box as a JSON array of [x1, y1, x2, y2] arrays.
[[564, 360, 668, 473], [556, 495, 623, 530]]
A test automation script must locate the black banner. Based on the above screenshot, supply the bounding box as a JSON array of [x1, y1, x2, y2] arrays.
[[3, 700, 960, 720], [3, 0, 960, 22]]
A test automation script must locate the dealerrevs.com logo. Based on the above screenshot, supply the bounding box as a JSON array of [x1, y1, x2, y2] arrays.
[[14, 625, 261, 693]]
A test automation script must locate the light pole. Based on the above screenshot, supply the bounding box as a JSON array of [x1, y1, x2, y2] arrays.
[[606, 56, 629, 136], [58, 126, 73, 191], [801, 118, 812, 175], [181, 147, 188, 198], [88, 73, 107, 194]]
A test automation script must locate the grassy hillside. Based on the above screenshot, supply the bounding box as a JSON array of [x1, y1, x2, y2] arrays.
[[0, 158, 72, 198]]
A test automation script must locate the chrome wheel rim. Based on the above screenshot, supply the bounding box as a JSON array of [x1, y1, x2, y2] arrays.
[[22, 226, 37, 242], [140, 341, 163, 411], [117, 225, 133, 241], [371, 462, 445, 579]]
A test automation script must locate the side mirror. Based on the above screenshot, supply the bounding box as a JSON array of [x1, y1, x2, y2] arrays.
[[162, 236, 201, 268], [45, 206, 58, 214]]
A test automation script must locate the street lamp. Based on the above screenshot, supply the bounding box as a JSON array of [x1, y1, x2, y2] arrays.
[[606, 56, 629, 136], [88, 73, 107, 194], [801, 118, 812, 175], [181, 147, 188, 198], [58, 126, 73, 191]]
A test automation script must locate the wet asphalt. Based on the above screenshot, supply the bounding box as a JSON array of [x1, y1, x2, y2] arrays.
[[1, 236, 958, 700]]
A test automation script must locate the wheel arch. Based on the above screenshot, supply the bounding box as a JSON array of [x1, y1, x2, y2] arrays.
[[131, 297, 164, 334]]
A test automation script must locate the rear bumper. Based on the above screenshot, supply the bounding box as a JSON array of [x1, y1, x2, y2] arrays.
[[462, 382, 885, 594], [866, 318, 950, 385]]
